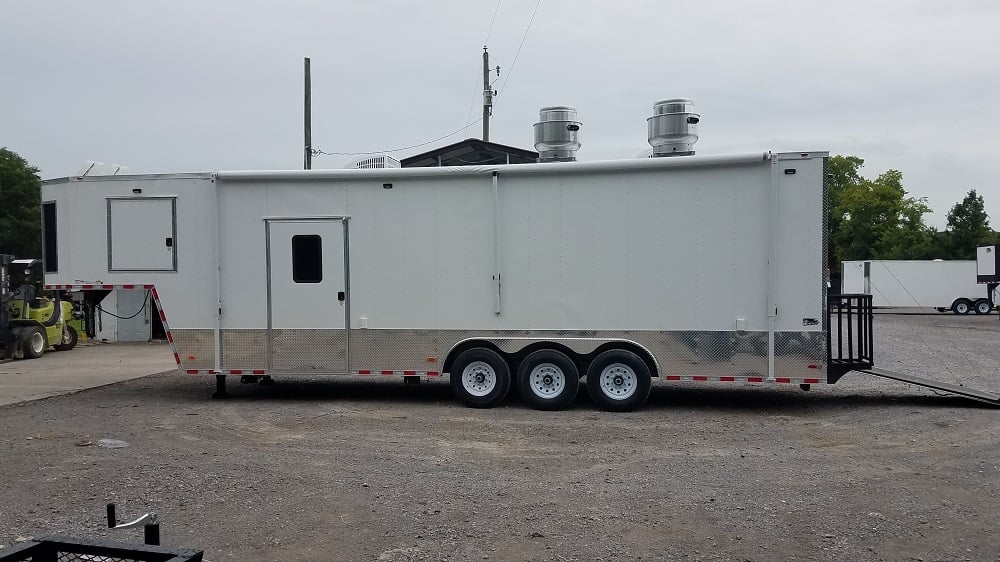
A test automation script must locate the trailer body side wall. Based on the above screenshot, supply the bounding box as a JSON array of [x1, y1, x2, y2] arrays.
[[41, 153, 829, 383]]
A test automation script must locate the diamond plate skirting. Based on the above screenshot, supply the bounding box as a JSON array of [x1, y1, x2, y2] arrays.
[[169, 329, 214, 370], [170, 328, 827, 380]]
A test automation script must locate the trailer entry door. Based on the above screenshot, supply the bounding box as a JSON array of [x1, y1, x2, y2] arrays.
[[266, 218, 349, 374]]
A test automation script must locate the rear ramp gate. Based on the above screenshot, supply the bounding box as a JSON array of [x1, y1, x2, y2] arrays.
[[828, 293, 1000, 406]]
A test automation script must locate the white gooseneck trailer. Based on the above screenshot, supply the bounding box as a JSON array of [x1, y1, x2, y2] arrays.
[[42, 151, 889, 410]]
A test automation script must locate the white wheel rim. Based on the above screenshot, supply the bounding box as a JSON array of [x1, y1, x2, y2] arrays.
[[957, 303, 969, 313], [528, 362, 566, 398], [30, 332, 45, 354], [978, 303, 990, 313], [62, 330, 72, 344], [461, 361, 497, 397], [599, 363, 637, 400]]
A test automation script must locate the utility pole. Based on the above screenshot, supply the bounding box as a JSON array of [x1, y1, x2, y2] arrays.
[[304, 57, 312, 170], [482, 46, 492, 142]]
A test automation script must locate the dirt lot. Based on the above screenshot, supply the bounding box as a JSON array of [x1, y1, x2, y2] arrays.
[[1, 313, 999, 561]]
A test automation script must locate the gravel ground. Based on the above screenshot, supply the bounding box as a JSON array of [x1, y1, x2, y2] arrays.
[[1, 313, 998, 561]]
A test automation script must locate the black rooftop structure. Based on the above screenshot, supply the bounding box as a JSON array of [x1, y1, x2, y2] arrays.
[[400, 138, 538, 168]]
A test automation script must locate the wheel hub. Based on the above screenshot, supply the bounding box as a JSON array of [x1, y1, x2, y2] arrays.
[[529, 363, 565, 398], [462, 361, 497, 397], [600, 363, 637, 400]]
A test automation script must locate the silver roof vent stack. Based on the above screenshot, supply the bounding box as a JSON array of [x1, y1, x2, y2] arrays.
[[534, 106, 581, 162], [647, 98, 699, 157]]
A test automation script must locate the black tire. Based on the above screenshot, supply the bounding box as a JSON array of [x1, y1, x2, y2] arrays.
[[585, 349, 652, 412], [22, 326, 47, 359], [952, 299, 972, 315], [517, 349, 580, 411], [974, 299, 992, 315], [450, 347, 511, 408], [54, 325, 78, 351]]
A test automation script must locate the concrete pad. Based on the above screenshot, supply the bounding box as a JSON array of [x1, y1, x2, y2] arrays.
[[0, 342, 176, 407]]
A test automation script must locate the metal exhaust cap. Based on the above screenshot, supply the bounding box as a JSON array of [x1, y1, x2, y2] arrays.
[[648, 98, 699, 157], [534, 106, 582, 162]]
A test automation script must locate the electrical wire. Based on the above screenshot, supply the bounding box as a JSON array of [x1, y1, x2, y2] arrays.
[[312, 1, 508, 158], [96, 291, 150, 320], [846, 234, 965, 382], [314, 2, 503, 158], [312, 117, 484, 157], [463, 65, 486, 135], [497, 0, 542, 94], [484, 0, 502, 46], [463, 1, 504, 136]]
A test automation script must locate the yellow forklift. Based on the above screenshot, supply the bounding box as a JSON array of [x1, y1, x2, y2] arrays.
[[1, 255, 78, 360]]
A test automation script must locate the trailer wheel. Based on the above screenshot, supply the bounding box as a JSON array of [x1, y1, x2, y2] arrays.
[[450, 348, 511, 408], [951, 299, 972, 315], [23, 326, 47, 359], [586, 349, 651, 412], [974, 299, 992, 315], [54, 325, 78, 351], [517, 349, 579, 411]]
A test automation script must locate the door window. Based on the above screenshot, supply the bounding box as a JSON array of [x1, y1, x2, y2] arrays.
[[292, 234, 323, 283]]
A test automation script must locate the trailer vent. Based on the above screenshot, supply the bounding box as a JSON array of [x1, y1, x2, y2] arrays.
[[533, 106, 581, 162], [647, 98, 699, 157], [348, 154, 401, 169]]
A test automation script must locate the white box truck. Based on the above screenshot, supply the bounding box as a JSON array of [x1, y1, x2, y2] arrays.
[[37, 150, 999, 408], [841, 260, 991, 314]]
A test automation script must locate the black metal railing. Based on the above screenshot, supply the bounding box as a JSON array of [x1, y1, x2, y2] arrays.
[[0, 534, 202, 562], [827, 293, 874, 381]]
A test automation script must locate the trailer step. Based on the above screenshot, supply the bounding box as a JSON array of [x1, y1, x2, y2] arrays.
[[856, 367, 1000, 406]]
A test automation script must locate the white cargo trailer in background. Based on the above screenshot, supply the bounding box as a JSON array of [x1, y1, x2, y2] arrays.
[[841, 260, 992, 314]]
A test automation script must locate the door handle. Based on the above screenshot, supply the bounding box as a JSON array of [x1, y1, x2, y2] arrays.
[[165, 237, 173, 248], [337, 291, 346, 302]]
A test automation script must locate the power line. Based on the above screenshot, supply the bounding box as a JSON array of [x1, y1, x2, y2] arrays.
[[484, 0, 502, 45], [463, 63, 485, 133], [312, 117, 484, 157], [498, 0, 541, 94], [464, 1, 504, 135], [315, 2, 504, 158]]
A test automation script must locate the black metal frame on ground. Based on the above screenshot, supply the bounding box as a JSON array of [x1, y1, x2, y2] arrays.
[[827, 293, 874, 382], [0, 535, 203, 562]]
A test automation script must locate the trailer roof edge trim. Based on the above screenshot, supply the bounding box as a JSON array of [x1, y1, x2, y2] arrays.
[[214, 152, 782, 182], [41, 172, 214, 184]]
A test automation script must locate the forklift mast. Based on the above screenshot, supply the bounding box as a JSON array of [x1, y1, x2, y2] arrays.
[[1, 254, 13, 354]]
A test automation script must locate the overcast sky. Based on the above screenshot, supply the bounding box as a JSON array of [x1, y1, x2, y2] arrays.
[[3, 0, 998, 228]]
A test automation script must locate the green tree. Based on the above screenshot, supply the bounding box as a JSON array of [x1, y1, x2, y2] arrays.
[[0, 148, 42, 257], [943, 189, 993, 258], [826, 155, 866, 270], [832, 162, 933, 262]]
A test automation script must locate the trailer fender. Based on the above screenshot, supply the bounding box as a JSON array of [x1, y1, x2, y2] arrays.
[[442, 337, 660, 378]]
